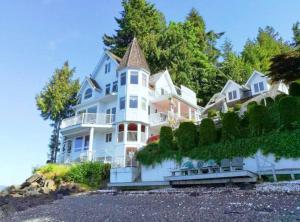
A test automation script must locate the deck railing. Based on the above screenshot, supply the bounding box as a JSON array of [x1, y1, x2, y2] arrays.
[[61, 113, 115, 129], [149, 112, 168, 126]]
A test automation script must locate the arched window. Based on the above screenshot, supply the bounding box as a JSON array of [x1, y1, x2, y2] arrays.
[[84, 88, 93, 99], [128, 123, 137, 131], [127, 123, 138, 142], [118, 124, 124, 132]]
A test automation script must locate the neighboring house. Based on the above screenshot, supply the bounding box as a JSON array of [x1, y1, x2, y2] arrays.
[[202, 70, 289, 116], [58, 38, 202, 167]]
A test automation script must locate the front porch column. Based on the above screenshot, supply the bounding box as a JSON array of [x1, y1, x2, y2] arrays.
[[188, 107, 192, 120], [137, 123, 141, 143], [124, 122, 128, 142], [145, 125, 149, 141], [88, 127, 94, 161], [177, 101, 181, 118]]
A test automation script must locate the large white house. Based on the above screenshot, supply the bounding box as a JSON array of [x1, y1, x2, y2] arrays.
[[58, 38, 201, 167]]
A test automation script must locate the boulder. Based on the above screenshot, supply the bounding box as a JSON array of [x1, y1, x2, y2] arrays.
[[44, 179, 56, 191], [26, 174, 43, 184]]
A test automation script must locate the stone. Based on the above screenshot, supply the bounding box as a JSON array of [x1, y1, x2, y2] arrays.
[[26, 174, 43, 184], [44, 179, 56, 191]]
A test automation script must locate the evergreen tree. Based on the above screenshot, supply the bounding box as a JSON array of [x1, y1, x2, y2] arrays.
[[242, 26, 291, 73], [103, 0, 166, 72], [220, 40, 252, 83], [292, 21, 300, 48], [36, 62, 80, 163]]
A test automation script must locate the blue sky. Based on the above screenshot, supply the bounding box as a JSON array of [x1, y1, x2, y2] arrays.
[[0, 0, 299, 186]]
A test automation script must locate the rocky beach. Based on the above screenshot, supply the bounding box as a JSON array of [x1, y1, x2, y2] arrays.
[[1, 181, 300, 222]]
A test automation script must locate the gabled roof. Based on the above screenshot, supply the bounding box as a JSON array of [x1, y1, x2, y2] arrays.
[[88, 77, 101, 91], [106, 50, 122, 63], [220, 80, 246, 95], [117, 37, 150, 72], [149, 71, 165, 84], [245, 70, 267, 86], [78, 77, 101, 96]]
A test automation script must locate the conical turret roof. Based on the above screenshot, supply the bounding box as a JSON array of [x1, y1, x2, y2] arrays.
[[117, 37, 150, 73]]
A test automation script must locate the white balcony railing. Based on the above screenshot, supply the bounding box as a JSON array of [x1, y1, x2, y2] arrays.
[[149, 112, 168, 126], [61, 113, 115, 129]]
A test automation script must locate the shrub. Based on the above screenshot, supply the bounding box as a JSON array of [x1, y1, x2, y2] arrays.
[[34, 164, 70, 182], [208, 109, 218, 118], [234, 103, 242, 112], [289, 81, 300, 97], [247, 101, 257, 113], [260, 97, 274, 106], [275, 94, 287, 103], [279, 96, 300, 128], [221, 112, 240, 141], [199, 118, 217, 145], [159, 126, 174, 151], [66, 162, 110, 188], [267, 102, 281, 129], [249, 105, 269, 135], [136, 143, 162, 165], [176, 122, 198, 153]]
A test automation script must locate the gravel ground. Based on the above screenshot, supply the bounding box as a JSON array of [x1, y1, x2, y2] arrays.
[[2, 186, 300, 222]]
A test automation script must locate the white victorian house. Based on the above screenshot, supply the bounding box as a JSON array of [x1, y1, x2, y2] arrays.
[[58, 38, 202, 167]]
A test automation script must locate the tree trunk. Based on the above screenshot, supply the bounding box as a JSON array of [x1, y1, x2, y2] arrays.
[[52, 120, 62, 163]]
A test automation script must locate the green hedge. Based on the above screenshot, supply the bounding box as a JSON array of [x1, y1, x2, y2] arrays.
[[159, 126, 174, 151], [249, 105, 269, 135], [279, 96, 300, 128], [199, 118, 217, 145], [289, 81, 300, 97], [176, 122, 198, 153], [222, 112, 240, 140], [260, 97, 274, 106]]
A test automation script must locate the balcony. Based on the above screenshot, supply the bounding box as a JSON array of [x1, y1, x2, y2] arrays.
[[61, 113, 115, 129], [149, 112, 168, 126]]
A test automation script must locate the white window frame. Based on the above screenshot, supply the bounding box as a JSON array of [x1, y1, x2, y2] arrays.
[[141, 97, 147, 110], [129, 96, 138, 109], [130, 71, 139, 84], [84, 88, 93, 100], [142, 73, 147, 87]]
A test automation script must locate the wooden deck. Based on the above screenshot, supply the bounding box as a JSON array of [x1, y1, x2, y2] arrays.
[[165, 170, 258, 185]]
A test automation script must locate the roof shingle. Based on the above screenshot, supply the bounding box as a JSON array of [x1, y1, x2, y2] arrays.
[[117, 37, 150, 72]]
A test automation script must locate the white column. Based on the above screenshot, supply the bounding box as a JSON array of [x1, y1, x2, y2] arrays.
[[88, 127, 94, 161], [177, 101, 181, 117], [124, 122, 128, 142], [145, 125, 149, 141], [188, 107, 192, 120], [137, 123, 141, 143]]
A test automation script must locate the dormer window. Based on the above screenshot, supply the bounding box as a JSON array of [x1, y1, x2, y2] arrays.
[[254, 81, 264, 93], [105, 63, 111, 74], [84, 88, 93, 100], [130, 72, 138, 84], [228, 90, 237, 101]]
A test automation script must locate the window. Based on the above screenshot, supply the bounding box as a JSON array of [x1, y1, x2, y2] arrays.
[[105, 84, 110, 95], [118, 124, 124, 143], [228, 90, 237, 101], [106, 133, 112, 142], [141, 97, 147, 110], [67, 140, 72, 153], [87, 106, 97, 113], [254, 83, 259, 93], [74, 137, 83, 152], [112, 107, 116, 122], [105, 63, 111, 74], [112, 81, 118, 92], [84, 135, 89, 150], [106, 109, 111, 124], [84, 88, 93, 99], [259, 82, 264, 91], [120, 72, 126, 86], [129, 96, 138, 108], [120, 97, 125, 110], [142, 74, 147, 87], [130, 72, 138, 84], [161, 88, 165, 95]]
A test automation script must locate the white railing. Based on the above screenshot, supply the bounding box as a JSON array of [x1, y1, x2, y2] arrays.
[[61, 113, 115, 129], [149, 112, 168, 126]]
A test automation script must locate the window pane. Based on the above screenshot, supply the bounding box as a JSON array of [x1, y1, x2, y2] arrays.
[[105, 84, 110, 95], [84, 88, 92, 99], [233, 90, 237, 99], [228, 92, 232, 100], [75, 137, 83, 151], [84, 135, 89, 150], [112, 81, 118, 92], [87, 106, 97, 113], [121, 73, 126, 86], [130, 72, 138, 84], [254, 83, 259, 93], [130, 96, 138, 108], [259, 82, 264, 91], [120, 97, 125, 109]]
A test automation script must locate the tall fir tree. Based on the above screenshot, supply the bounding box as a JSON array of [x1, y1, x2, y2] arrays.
[[36, 62, 80, 163], [103, 0, 166, 73], [220, 40, 252, 84], [292, 21, 300, 49], [242, 26, 291, 73]]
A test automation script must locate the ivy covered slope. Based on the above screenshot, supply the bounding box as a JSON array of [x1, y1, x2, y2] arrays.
[[136, 82, 300, 166]]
